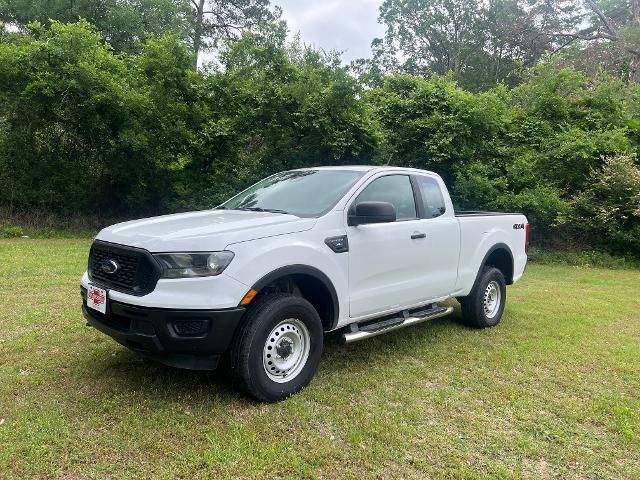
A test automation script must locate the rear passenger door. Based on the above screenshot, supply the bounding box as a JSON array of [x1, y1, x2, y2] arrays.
[[346, 174, 432, 319], [412, 175, 460, 298]]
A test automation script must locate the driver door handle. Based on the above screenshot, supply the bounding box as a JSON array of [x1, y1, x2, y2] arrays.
[[411, 232, 426, 240]]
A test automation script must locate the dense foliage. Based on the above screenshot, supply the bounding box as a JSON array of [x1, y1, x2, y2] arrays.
[[0, 0, 280, 66], [361, 0, 640, 89], [365, 67, 640, 252], [1, 19, 639, 255]]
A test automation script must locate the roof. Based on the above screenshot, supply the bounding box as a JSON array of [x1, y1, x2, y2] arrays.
[[294, 165, 437, 175], [299, 165, 377, 172]]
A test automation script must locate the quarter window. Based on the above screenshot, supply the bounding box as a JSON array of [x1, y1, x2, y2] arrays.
[[353, 175, 417, 221], [416, 176, 446, 218]]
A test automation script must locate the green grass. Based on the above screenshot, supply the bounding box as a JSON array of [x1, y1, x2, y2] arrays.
[[1, 238, 639, 479]]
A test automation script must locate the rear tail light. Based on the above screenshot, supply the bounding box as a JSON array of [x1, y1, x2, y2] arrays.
[[525, 224, 530, 255]]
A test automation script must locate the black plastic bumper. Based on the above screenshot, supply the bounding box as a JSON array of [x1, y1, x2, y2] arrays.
[[81, 288, 245, 370]]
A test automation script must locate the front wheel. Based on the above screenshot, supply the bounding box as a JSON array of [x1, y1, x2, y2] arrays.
[[230, 293, 323, 402], [459, 266, 506, 328]]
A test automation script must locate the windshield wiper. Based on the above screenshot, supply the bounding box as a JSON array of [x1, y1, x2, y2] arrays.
[[215, 205, 291, 214], [236, 207, 291, 214]]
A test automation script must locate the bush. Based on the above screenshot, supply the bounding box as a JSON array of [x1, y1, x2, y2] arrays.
[[570, 154, 640, 256], [0, 225, 24, 238], [1, 22, 640, 257], [0, 21, 209, 216], [528, 247, 640, 270], [366, 74, 506, 186], [0, 24, 381, 216]]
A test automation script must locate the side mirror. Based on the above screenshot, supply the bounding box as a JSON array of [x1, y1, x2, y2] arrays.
[[348, 201, 396, 226]]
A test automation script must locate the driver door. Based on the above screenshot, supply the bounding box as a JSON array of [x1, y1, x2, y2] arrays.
[[347, 174, 431, 319]]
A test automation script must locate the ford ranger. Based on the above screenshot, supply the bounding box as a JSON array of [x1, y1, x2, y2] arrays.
[[81, 166, 529, 402]]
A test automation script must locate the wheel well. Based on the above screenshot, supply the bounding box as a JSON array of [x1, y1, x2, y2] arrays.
[[484, 247, 514, 285], [252, 273, 336, 332]]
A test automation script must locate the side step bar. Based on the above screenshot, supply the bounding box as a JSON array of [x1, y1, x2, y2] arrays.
[[343, 305, 454, 344]]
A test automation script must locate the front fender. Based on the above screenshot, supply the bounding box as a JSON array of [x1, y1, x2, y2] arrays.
[[223, 232, 349, 328]]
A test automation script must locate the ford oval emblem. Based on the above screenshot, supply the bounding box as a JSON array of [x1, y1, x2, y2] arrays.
[[101, 259, 119, 275]]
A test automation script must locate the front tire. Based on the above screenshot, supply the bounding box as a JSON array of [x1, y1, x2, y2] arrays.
[[459, 266, 506, 328], [230, 293, 323, 402]]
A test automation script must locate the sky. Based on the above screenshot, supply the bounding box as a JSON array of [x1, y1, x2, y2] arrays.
[[275, 0, 385, 63]]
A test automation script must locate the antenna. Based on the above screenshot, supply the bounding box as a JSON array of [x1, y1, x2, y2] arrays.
[[384, 153, 394, 166]]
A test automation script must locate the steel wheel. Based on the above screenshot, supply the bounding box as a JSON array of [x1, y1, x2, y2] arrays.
[[483, 280, 502, 319], [262, 318, 311, 383]]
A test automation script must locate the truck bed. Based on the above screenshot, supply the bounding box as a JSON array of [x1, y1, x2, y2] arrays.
[[454, 210, 529, 294]]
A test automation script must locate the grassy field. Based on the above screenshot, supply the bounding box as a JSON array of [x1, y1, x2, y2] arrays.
[[1, 238, 639, 479]]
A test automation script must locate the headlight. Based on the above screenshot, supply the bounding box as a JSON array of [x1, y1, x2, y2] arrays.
[[154, 251, 235, 278]]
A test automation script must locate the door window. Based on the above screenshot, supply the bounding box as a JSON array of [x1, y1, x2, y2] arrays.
[[353, 175, 417, 221], [416, 176, 446, 218]]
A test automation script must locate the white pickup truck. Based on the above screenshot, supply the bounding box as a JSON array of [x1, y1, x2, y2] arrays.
[[81, 166, 529, 402]]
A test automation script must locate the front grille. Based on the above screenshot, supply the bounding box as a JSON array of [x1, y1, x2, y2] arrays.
[[88, 241, 161, 296]]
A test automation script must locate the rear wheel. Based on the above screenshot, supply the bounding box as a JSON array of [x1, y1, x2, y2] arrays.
[[459, 266, 506, 328], [230, 293, 323, 402]]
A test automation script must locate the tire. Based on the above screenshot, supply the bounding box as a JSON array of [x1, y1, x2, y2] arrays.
[[230, 293, 324, 402], [459, 266, 506, 328]]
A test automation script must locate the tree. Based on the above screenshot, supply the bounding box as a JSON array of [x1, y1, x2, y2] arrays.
[[480, 0, 550, 84], [533, 0, 640, 82], [188, 0, 281, 68], [0, 0, 281, 68], [0, 0, 191, 54], [370, 0, 549, 90], [378, 0, 484, 77]]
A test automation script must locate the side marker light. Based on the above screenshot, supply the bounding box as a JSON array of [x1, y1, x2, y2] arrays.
[[241, 289, 258, 305]]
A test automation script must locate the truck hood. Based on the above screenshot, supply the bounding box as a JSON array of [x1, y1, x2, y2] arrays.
[[96, 209, 316, 252]]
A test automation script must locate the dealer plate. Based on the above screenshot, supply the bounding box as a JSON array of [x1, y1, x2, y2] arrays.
[[87, 285, 107, 314]]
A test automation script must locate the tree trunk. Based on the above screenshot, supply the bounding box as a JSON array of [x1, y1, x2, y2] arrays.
[[192, 0, 205, 70], [627, 0, 640, 82], [630, 53, 640, 83]]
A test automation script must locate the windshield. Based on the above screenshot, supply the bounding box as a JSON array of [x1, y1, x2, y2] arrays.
[[220, 169, 365, 217]]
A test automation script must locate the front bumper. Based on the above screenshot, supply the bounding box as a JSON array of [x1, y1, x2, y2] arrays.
[[80, 270, 249, 310], [81, 288, 245, 370]]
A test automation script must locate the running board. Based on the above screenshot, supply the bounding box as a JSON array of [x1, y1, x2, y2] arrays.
[[343, 305, 454, 344]]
